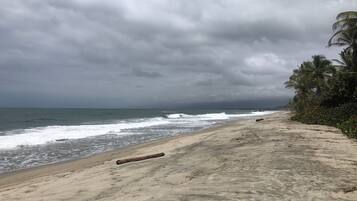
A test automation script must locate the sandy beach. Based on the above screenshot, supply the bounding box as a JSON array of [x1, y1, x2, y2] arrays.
[[1, 111, 357, 200]]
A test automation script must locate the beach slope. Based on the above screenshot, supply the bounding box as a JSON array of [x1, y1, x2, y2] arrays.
[[1, 111, 357, 200]]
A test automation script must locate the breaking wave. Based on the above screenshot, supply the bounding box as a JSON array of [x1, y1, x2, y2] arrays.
[[0, 111, 275, 149]]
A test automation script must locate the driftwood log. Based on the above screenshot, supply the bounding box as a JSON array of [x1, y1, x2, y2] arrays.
[[116, 152, 165, 165], [55, 139, 68, 142], [256, 118, 264, 122]]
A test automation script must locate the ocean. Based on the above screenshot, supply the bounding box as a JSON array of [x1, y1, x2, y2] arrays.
[[0, 108, 274, 173]]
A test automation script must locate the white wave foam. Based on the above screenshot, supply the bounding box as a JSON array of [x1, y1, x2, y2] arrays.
[[0, 118, 169, 149], [0, 110, 276, 150], [226, 111, 276, 118], [196, 112, 230, 120], [165, 113, 191, 119], [166, 111, 275, 120], [166, 112, 229, 120]]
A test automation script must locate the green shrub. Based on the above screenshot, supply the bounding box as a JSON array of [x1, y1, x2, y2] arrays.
[[338, 116, 357, 138], [291, 102, 357, 138], [292, 102, 357, 126]]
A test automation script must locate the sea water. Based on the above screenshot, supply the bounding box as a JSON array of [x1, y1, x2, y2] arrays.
[[0, 108, 275, 173]]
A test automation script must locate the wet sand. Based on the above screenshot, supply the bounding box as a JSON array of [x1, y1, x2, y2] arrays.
[[1, 111, 357, 200]]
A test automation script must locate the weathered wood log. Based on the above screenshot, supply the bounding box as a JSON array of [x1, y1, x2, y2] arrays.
[[256, 118, 264, 122], [55, 138, 68, 142], [116, 152, 165, 165]]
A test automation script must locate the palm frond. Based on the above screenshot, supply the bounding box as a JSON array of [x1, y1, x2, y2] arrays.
[[336, 11, 357, 20]]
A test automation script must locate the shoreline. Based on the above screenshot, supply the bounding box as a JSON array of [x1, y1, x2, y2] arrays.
[[0, 110, 273, 175], [0, 114, 258, 187], [2, 111, 357, 200]]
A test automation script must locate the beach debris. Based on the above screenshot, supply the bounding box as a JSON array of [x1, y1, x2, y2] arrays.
[[116, 152, 165, 165], [55, 139, 68, 142], [256, 118, 264, 122]]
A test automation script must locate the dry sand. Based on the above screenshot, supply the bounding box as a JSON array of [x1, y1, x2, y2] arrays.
[[1, 111, 357, 200]]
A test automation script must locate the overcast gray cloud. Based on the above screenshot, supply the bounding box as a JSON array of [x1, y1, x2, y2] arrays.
[[0, 0, 356, 108]]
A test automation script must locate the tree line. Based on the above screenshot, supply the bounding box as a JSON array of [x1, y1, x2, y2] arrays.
[[285, 11, 357, 137]]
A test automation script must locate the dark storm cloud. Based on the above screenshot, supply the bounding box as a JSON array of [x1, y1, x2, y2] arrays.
[[0, 0, 356, 108]]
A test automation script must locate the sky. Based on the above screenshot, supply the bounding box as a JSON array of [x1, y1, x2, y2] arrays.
[[0, 0, 356, 108]]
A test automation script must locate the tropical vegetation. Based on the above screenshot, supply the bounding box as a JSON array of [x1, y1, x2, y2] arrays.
[[286, 11, 357, 137]]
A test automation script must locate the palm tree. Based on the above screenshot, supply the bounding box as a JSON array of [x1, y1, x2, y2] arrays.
[[328, 11, 357, 72], [285, 56, 335, 110], [287, 56, 334, 96], [329, 49, 357, 104], [333, 49, 353, 72], [285, 66, 315, 111], [285, 64, 313, 96], [309, 55, 334, 96]]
